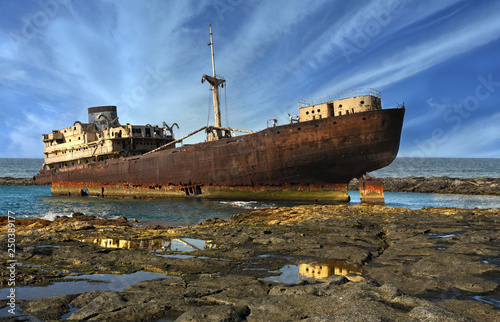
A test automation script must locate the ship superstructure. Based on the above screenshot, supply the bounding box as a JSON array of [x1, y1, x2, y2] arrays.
[[41, 106, 176, 170], [298, 88, 382, 121]]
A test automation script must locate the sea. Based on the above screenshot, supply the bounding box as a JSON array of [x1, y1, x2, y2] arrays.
[[0, 157, 499, 226]]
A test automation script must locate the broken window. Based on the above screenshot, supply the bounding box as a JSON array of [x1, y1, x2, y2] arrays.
[[327, 103, 334, 116]]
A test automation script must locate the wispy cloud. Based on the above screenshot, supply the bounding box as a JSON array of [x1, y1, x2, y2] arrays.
[[404, 112, 500, 158], [315, 7, 500, 95], [1, 0, 499, 158]]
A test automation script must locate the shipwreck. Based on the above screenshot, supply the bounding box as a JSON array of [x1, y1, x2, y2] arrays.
[[35, 25, 405, 202]]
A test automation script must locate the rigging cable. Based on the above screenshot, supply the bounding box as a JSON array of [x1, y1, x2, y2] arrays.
[[224, 82, 228, 127], [207, 88, 211, 127]]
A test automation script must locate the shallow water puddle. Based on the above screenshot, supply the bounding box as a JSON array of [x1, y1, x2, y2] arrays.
[[60, 304, 79, 320], [81, 237, 216, 252], [299, 261, 363, 280], [261, 264, 307, 284], [0, 270, 173, 301], [473, 295, 500, 308], [423, 232, 466, 238], [480, 257, 500, 265], [168, 238, 215, 252], [156, 254, 195, 259], [262, 260, 363, 284]]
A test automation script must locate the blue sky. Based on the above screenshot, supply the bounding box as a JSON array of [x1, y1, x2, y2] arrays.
[[1, 0, 499, 158]]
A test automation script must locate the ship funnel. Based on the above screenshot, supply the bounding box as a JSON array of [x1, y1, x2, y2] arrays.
[[88, 106, 118, 131]]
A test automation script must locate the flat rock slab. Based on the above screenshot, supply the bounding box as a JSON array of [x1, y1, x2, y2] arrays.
[[0, 204, 498, 321]]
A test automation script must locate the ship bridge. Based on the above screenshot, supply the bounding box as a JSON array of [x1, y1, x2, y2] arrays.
[[41, 106, 176, 170], [298, 88, 382, 122]]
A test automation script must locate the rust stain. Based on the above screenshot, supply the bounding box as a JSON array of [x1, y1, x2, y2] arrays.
[[50, 180, 350, 201], [359, 176, 385, 205]]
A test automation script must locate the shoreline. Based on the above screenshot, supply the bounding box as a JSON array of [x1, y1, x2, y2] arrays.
[[0, 205, 498, 320], [2, 176, 499, 196], [0, 177, 48, 186], [349, 176, 500, 196]]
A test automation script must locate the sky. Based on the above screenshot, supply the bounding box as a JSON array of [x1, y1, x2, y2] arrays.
[[1, 0, 499, 159]]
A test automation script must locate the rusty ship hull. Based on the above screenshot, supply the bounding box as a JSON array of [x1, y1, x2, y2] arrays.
[[35, 107, 404, 201]]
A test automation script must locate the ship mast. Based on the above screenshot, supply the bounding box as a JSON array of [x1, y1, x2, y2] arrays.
[[202, 23, 226, 140]]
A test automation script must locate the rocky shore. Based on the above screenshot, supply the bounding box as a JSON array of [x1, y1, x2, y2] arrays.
[[1, 205, 499, 321], [0, 177, 48, 186], [349, 176, 500, 196]]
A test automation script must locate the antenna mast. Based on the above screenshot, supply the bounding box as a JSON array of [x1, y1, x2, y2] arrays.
[[202, 23, 226, 139], [210, 24, 216, 81]]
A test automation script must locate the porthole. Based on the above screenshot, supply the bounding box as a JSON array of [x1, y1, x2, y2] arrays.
[[363, 117, 366, 120], [317, 109, 320, 113], [306, 111, 309, 115], [339, 104, 342, 108], [360, 100, 364, 104], [311, 110, 315, 114]]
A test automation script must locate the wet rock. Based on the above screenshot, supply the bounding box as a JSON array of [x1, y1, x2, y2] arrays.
[[319, 274, 351, 285], [269, 277, 349, 296], [115, 216, 128, 223], [69, 291, 128, 320], [229, 232, 253, 244], [70, 290, 111, 308], [0, 216, 51, 228], [253, 235, 286, 245], [198, 275, 274, 305], [409, 305, 472, 321], [176, 305, 250, 322], [70, 221, 95, 231], [20, 294, 77, 320], [0, 176, 48, 185], [245, 279, 413, 321], [406, 253, 498, 293], [72, 212, 96, 221], [54, 215, 71, 223], [438, 299, 500, 322]]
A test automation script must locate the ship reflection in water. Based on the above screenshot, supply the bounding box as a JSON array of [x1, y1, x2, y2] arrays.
[[83, 238, 363, 283], [81, 237, 216, 252], [263, 260, 364, 284], [299, 261, 363, 282]]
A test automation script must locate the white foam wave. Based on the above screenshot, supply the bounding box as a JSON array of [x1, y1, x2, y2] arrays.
[[38, 211, 73, 221], [220, 201, 274, 209]]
